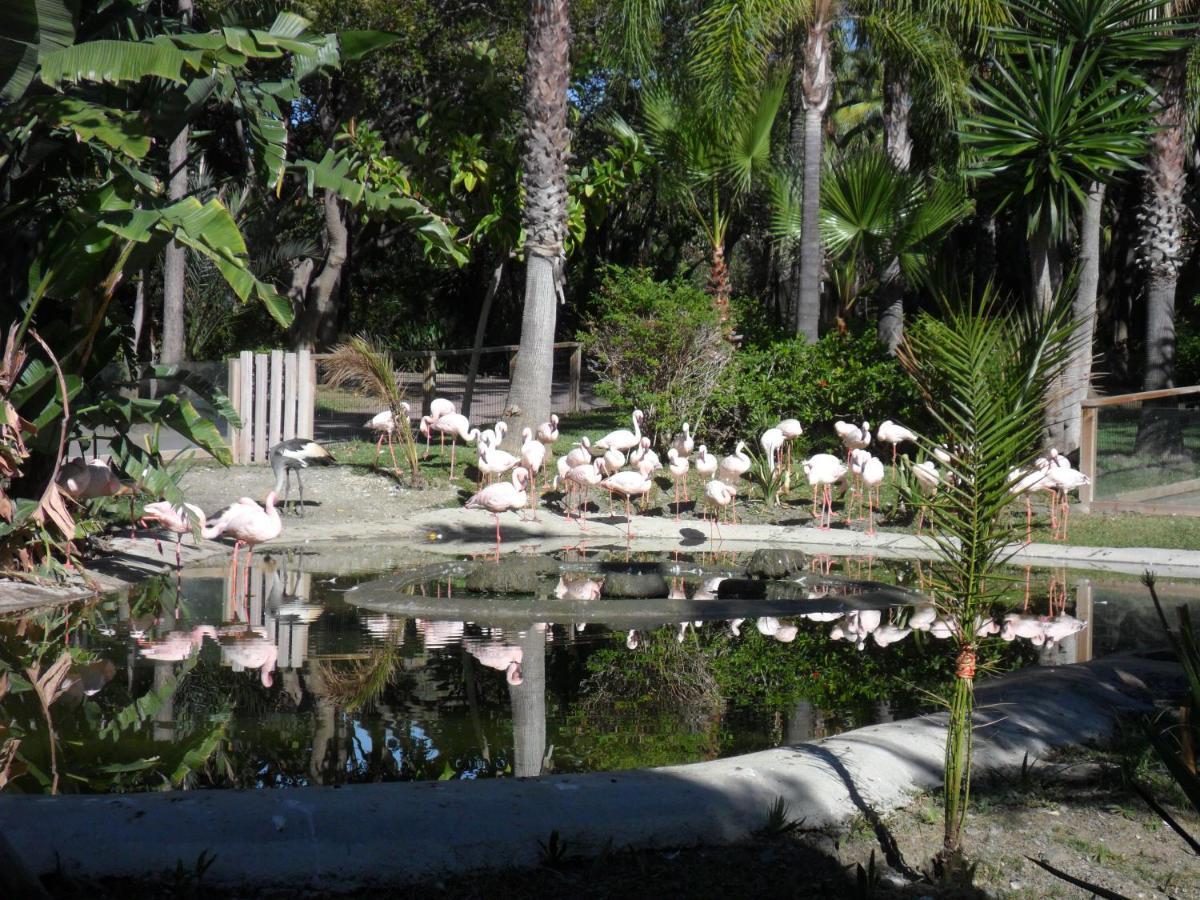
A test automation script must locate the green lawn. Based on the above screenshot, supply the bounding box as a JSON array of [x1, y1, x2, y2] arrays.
[[1094, 405, 1200, 499]]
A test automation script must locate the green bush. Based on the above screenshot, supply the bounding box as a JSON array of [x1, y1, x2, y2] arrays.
[[579, 266, 734, 443], [706, 329, 927, 456], [1177, 317, 1200, 387]]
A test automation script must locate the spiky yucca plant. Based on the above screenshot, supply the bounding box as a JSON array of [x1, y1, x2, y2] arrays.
[[896, 283, 1074, 867], [323, 334, 422, 484]]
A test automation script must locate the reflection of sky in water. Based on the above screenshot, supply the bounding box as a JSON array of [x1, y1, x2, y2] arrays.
[[8, 550, 1200, 794]]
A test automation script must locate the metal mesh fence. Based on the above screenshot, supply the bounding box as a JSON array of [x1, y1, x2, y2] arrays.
[[1088, 391, 1200, 511], [313, 343, 594, 444]]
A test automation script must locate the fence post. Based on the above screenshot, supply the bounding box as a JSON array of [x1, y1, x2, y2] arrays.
[[569, 344, 581, 413], [238, 350, 253, 465], [1079, 405, 1097, 503], [297, 348, 314, 439], [283, 352, 298, 441], [253, 353, 268, 462], [422, 352, 437, 417], [227, 357, 242, 464], [268, 349, 283, 451]]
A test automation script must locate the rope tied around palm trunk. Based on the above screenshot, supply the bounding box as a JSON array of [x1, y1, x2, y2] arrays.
[[955, 647, 977, 680]]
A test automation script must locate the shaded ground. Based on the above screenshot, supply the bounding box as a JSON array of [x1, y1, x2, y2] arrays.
[[42, 750, 1200, 898]]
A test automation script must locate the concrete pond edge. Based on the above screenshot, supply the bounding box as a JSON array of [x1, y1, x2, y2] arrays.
[[0, 654, 1181, 892]]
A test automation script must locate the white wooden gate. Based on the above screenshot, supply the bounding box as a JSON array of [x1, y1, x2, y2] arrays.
[[227, 349, 315, 464]]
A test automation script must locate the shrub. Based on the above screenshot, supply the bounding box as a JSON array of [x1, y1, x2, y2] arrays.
[[1176, 317, 1200, 387], [706, 329, 926, 456], [578, 266, 733, 443]]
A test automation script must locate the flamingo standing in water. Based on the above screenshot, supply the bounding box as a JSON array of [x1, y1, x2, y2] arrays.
[[203, 492, 283, 602], [595, 409, 644, 454], [365, 404, 410, 469], [802, 454, 847, 529], [465, 467, 530, 556], [141, 501, 206, 570], [876, 420, 916, 475], [667, 448, 690, 519]]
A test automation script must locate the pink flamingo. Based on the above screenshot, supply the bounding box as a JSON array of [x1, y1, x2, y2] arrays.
[[719, 441, 751, 484], [202, 492, 282, 603], [419, 397, 456, 457], [464, 638, 523, 685], [218, 632, 278, 687], [561, 458, 604, 525], [911, 460, 940, 533], [600, 469, 653, 537], [520, 427, 547, 514], [835, 420, 871, 463], [703, 479, 737, 542], [141, 501, 206, 570], [1043, 460, 1090, 542], [536, 414, 560, 446], [777, 418, 803, 473], [671, 422, 694, 459], [478, 440, 520, 488], [1008, 460, 1051, 543], [465, 467, 530, 556], [365, 404, 410, 469], [667, 448, 690, 519], [58, 457, 124, 499], [427, 412, 479, 480], [693, 444, 718, 499], [760, 427, 785, 476], [564, 436, 592, 468], [802, 453, 847, 529]]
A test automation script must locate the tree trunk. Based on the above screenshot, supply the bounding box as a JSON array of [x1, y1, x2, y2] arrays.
[[1028, 215, 1061, 315], [706, 241, 731, 326], [160, 125, 189, 363], [783, 28, 807, 332], [1135, 59, 1187, 456], [159, 0, 193, 365], [796, 0, 834, 342], [503, 0, 571, 449], [291, 191, 348, 351], [462, 259, 505, 419], [132, 268, 147, 360], [1052, 182, 1105, 452], [507, 624, 547, 778], [879, 67, 911, 351]]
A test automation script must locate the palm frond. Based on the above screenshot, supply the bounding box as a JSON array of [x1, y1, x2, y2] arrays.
[[322, 334, 406, 413], [723, 71, 787, 196]]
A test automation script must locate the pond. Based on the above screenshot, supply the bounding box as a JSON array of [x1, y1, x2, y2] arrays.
[[0, 547, 1193, 795]]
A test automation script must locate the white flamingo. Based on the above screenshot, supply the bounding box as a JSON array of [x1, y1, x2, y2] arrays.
[[140, 501, 206, 569], [595, 409, 644, 454], [802, 454, 847, 529], [1043, 459, 1090, 543], [667, 448, 690, 519], [365, 404, 410, 469], [719, 440, 751, 483], [671, 422, 694, 459], [520, 427, 547, 514], [777, 418, 803, 474], [861, 455, 885, 535], [536, 414, 560, 445], [911, 460, 940, 533], [427, 412, 480, 480], [835, 420, 871, 460], [760, 427, 785, 473], [703, 479, 738, 541], [477, 440, 520, 487], [875, 420, 916, 472], [600, 469, 653, 537], [564, 436, 592, 468]]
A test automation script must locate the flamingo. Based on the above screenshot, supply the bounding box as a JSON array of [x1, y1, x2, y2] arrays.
[[420, 397, 456, 457], [876, 420, 916, 473], [536, 414, 560, 446], [366, 404, 410, 468], [58, 457, 123, 499], [1043, 460, 1090, 542], [554, 575, 603, 599], [777, 419, 804, 473], [861, 455, 885, 535], [667, 448, 690, 519], [203, 492, 282, 570], [835, 420, 871, 461], [428, 413, 479, 480], [802, 454, 847, 529], [600, 469, 653, 537], [600, 446, 627, 476], [477, 421, 508, 451], [703, 479, 738, 542], [520, 427, 547, 515], [561, 458, 604, 524], [911, 460, 940, 533], [694, 444, 718, 483], [465, 467, 531, 556], [564, 436, 592, 469], [218, 633, 278, 687], [140, 501, 206, 570], [760, 427, 785, 474], [465, 635, 524, 685], [595, 409, 644, 454], [719, 440, 751, 484], [671, 423, 694, 459], [1008, 460, 1052, 543], [138, 626, 215, 662], [847, 448, 872, 522]]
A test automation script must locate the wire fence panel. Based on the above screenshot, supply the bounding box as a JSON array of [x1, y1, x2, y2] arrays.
[[1081, 386, 1200, 515], [312, 343, 595, 445]]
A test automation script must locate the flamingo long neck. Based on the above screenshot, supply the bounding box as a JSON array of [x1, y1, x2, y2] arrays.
[[631, 411, 641, 442]]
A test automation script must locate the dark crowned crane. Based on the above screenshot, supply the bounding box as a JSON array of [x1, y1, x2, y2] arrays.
[[269, 439, 336, 516]]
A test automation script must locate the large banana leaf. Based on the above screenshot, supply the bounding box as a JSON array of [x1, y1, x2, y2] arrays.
[[0, 0, 75, 102]]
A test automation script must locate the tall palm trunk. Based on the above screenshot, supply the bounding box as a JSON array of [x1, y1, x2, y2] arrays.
[[508, 624, 547, 777], [503, 0, 571, 450], [1052, 182, 1105, 451], [783, 27, 807, 332], [795, 0, 834, 342], [706, 241, 731, 325], [1029, 215, 1062, 314], [878, 66, 912, 352], [160, 0, 193, 364], [1136, 59, 1187, 455]]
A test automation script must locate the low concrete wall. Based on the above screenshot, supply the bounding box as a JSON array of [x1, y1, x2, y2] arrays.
[[0, 655, 1178, 892]]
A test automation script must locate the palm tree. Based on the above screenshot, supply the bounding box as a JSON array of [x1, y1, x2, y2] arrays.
[[996, 0, 1193, 451], [503, 0, 572, 448], [641, 76, 786, 325], [161, 0, 195, 365], [797, 150, 971, 345]]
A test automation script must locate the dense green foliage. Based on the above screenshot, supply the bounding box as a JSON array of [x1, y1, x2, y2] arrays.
[[707, 329, 926, 453]]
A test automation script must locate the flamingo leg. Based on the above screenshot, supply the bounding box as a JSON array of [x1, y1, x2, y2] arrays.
[[1025, 496, 1033, 544], [493, 512, 501, 560], [387, 434, 401, 473], [624, 495, 633, 540], [450, 439, 458, 481]]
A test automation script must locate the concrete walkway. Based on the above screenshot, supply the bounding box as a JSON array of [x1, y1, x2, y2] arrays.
[[0, 654, 1178, 891]]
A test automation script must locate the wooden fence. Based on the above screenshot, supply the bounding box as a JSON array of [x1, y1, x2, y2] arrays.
[[1078, 384, 1200, 515], [227, 349, 315, 464]]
